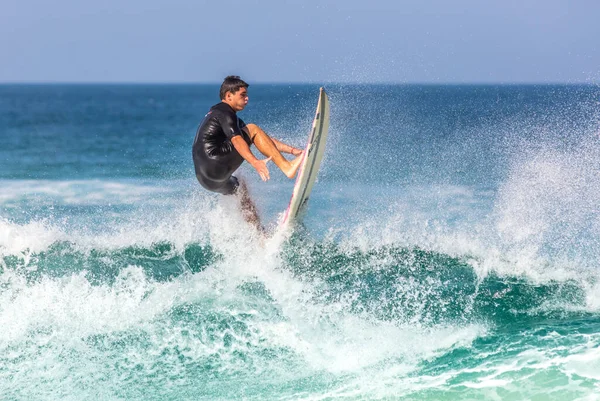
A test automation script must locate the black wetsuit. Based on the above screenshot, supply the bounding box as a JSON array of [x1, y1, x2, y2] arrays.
[[192, 102, 252, 195]]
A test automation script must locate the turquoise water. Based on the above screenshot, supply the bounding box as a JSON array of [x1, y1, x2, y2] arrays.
[[1, 84, 600, 400]]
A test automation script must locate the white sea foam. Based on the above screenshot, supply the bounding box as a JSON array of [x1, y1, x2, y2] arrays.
[[0, 214, 487, 399], [0, 179, 178, 205], [0, 183, 231, 255], [0, 218, 64, 255], [0, 202, 598, 400]]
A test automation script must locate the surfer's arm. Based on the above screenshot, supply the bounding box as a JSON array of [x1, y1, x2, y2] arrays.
[[231, 135, 271, 181]]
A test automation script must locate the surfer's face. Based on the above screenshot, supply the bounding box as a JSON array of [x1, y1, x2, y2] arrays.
[[226, 88, 248, 111]]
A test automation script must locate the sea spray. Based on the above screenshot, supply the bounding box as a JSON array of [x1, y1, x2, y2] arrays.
[[1, 83, 600, 400]]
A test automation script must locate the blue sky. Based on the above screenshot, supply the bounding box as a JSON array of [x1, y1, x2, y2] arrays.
[[2, 0, 599, 83]]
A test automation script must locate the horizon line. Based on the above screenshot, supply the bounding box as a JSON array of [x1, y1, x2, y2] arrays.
[[0, 81, 597, 86]]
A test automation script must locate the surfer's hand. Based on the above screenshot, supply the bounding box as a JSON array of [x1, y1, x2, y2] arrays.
[[251, 157, 271, 181]]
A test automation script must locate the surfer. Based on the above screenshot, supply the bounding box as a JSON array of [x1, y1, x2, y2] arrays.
[[192, 75, 303, 228]]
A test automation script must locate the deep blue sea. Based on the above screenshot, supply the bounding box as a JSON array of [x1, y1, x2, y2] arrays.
[[1, 83, 600, 400]]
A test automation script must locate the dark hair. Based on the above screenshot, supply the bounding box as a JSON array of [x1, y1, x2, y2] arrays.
[[219, 76, 249, 100]]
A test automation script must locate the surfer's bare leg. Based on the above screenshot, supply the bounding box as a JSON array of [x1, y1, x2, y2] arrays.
[[244, 124, 303, 179], [268, 137, 304, 156], [236, 178, 264, 233]]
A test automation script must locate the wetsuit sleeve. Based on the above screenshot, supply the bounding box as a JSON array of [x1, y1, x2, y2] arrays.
[[216, 112, 244, 140], [236, 117, 252, 145], [238, 117, 247, 130]]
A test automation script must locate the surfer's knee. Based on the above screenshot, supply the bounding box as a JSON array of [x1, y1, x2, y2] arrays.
[[246, 123, 257, 134], [245, 123, 264, 142]]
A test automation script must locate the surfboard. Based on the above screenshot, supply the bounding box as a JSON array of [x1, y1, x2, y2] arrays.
[[280, 87, 330, 229]]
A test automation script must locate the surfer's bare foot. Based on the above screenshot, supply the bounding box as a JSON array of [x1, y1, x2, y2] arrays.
[[283, 153, 303, 178]]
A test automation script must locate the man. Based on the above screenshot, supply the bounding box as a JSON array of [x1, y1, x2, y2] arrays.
[[192, 76, 303, 228]]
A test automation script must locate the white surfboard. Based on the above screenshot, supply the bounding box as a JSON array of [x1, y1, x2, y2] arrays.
[[280, 87, 330, 230]]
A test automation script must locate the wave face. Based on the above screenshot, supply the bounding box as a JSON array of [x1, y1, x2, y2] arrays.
[[1, 84, 600, 400]]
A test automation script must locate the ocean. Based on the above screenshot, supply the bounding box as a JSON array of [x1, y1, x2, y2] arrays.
[[1, 83, 599, 400]]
